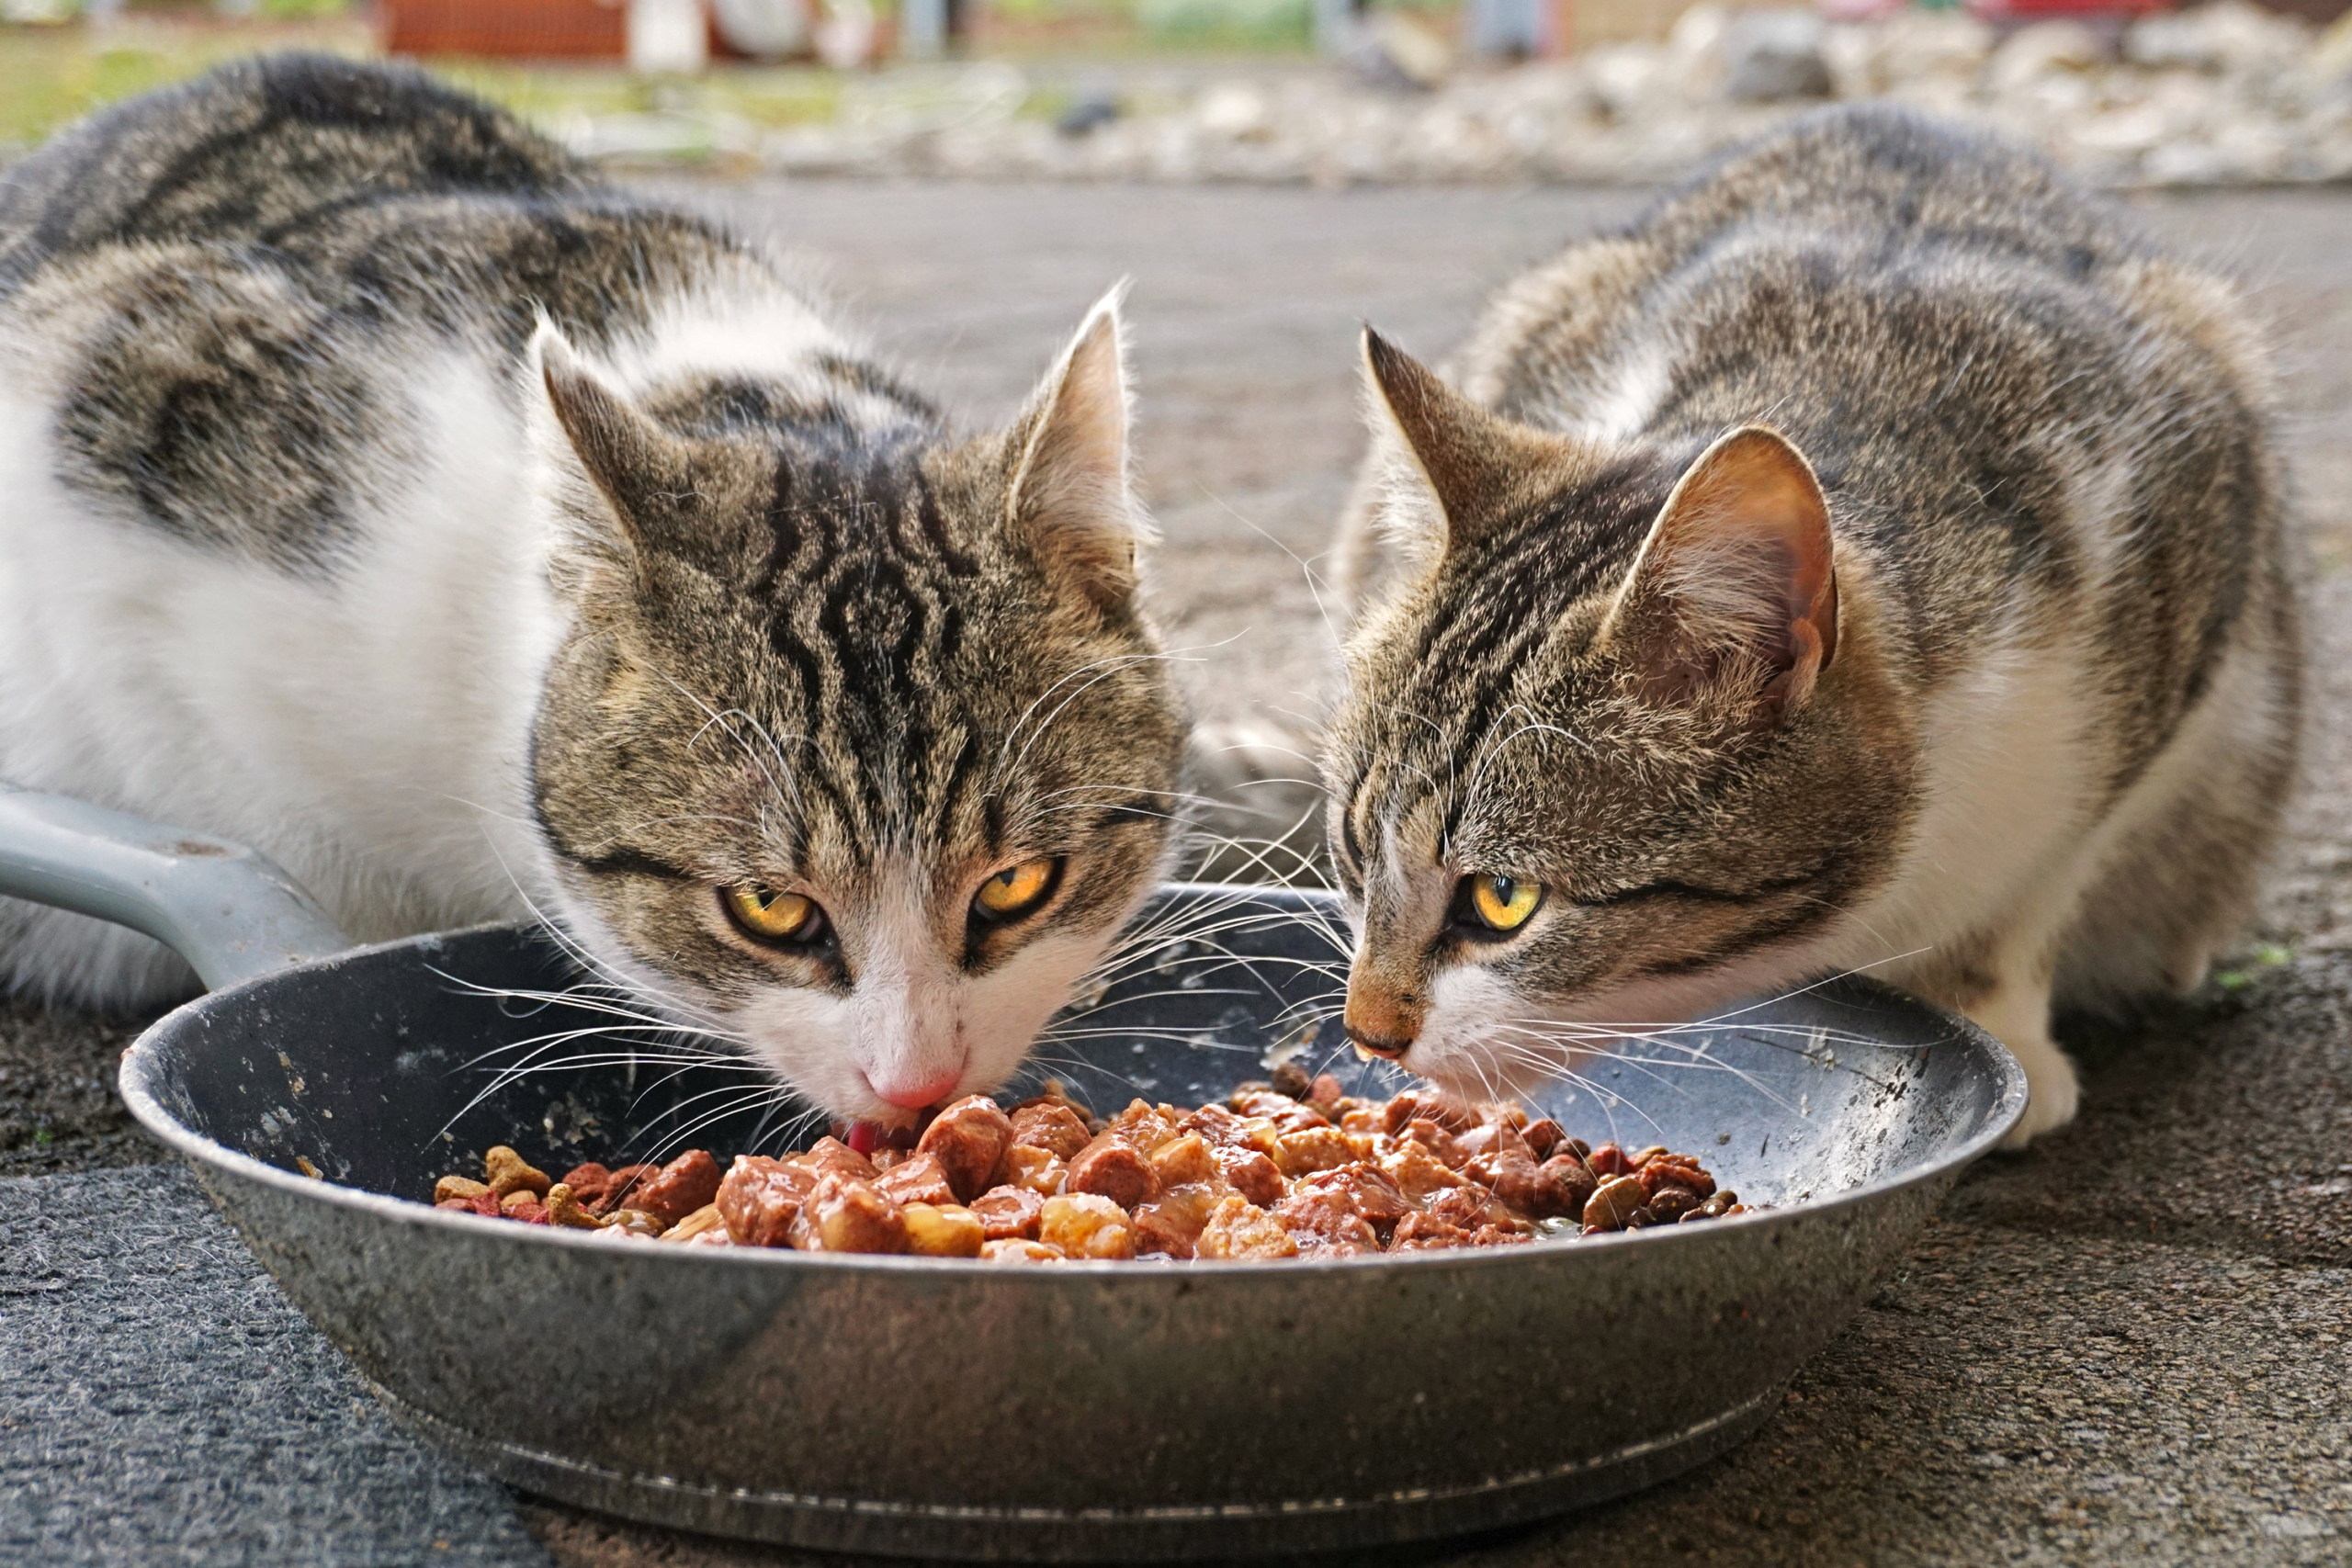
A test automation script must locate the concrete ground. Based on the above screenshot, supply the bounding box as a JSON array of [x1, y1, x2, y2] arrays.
[[4, 180, 2349, 1566]]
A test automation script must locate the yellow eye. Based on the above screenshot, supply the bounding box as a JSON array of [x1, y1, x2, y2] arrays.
[[974, 857, 1058, 920], [723, 885, 820, 942], [1468, 874, 1543, 932]]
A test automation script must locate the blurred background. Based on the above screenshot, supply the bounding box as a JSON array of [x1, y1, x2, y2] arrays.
[[3, 0, 2350, 187]]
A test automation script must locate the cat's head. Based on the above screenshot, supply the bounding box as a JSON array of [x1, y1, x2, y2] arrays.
[[1322, 331, 1916, 1094], [522, 295, 1187, 1123]]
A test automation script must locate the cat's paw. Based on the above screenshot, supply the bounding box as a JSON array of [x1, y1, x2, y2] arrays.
[[1996, 1032, 2080, 1149]]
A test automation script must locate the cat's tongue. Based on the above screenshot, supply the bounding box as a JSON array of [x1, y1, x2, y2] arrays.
[[837, 1119, 923, 1156]]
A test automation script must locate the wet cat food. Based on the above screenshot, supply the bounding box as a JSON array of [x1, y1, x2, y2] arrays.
[[426, 1074, 1747, 1260]]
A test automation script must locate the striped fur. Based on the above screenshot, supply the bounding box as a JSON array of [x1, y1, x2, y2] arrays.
[[0, 58, 1186, 1122], [1324, 107, 2301, 1146]]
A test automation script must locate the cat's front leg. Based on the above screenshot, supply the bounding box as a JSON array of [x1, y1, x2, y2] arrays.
[[1963, 972, 2079, 1149]]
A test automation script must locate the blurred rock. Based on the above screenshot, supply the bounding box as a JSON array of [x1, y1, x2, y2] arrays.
[[1986, 19, 2109, 97], [2125, 0, 2302, 76], [1344, 10, 1456, 91], [1057, 93, 1123, 137], [1718, 8, 1833, 103]]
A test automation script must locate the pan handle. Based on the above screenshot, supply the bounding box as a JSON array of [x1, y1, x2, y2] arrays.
[[0, 783, 348, 991]]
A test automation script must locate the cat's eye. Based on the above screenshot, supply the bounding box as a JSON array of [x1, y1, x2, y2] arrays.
[[1464, 874, 1544, 932], [973, 857, 1060, 922], [723, 884, 824, 944]]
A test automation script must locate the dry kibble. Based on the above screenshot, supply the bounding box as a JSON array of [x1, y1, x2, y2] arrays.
[[434, 1175, 489, 1205], [1583, 1174, 1649, 1231], [543, 1182, 607, 1231], [499, 1188, 539, 1214], [482, 1145, 551, 1199], [1647, 1186, 1702, 1224]]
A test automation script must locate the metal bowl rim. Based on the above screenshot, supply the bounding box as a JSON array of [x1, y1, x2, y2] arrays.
[[119, 915, 2028, 1282]]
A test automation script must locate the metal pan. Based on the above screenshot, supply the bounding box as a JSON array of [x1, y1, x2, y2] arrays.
[[0, 784, 2024, 1561]]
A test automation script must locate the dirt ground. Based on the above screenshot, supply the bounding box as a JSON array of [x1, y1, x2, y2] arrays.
[[4, 179, 2348, 1566]]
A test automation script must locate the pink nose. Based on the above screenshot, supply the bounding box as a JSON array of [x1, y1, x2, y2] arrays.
[[870, 1068, 962, 1110]]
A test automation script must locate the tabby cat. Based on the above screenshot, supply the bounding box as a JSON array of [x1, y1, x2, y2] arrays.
[[0, 58, 1187, 1122], [1323, 106, 2300, 1145]]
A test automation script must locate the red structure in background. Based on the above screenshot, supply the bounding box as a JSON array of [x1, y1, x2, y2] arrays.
[[382, 0, 628, 58]]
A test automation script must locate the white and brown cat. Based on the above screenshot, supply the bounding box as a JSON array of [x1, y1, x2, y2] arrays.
[[0, 58, 1188, 1123], [1323, 106, 2300, 1146]]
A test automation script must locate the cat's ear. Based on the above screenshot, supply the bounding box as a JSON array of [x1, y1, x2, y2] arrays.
[[1359, 327, 1578, 564], [1004, 287, 1149, 613], [528, 320, 695, 562], [1602, 425, 1838, 721]]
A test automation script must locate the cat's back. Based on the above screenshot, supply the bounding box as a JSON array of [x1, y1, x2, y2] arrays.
[[1464, 106, 2286, 701], [0, 53, 592, 297]]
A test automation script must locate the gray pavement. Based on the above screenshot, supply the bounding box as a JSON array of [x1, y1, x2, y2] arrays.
[[4, 180, 2349, 1567]]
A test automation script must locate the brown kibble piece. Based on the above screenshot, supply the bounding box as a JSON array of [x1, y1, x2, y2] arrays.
[[718, 1155, 819, 1247], [1194, 1194, 1299, 1259], [1637, 1155, 1716, 1201], [1268, 1060, 1313, 1100], [1586, 1142, 1633, 1179], [559, 1163, 614, 1207], [1540, 1154, 1599, 1213], [970, 1184, 1046, 1241], [1583, 1174, 1648, 1230], [901, 1202, 987, 1258], [918, 1096, 1013, 1201], [875, 1151, 960, 1209], [434, 1175, 489, 1205], [1647, 1187, 1702, 1223], [543, 1182, 607, 1231], [1068, 1133, 1158, 1209], [500, 1187, 538, 1214], [1629, 1145, 1668, 1168], [628, 1149, 724, 1226], [1040, 1193, 1137, 1259], [508, 1201, 550, 1224], [483, 1146, 551, 1199], [1308, 1073, 1346, 1111], [1005, 1100, 1091, 1161], [1521, 1118, 1566, 1160], [787, 1173, 911, 1254]]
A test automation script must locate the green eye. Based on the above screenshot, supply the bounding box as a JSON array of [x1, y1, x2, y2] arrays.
[[1466, 874, 1543, 932], [973, 857, 1059, 920], [724, 885, 821, 943]]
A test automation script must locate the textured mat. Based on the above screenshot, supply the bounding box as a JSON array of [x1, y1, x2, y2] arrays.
[[0, 1163, 554, 1568]]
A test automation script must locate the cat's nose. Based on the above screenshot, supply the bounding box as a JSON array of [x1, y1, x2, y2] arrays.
[[870, 1067, 963, 1110], [1342, 980, 1423, 1060]]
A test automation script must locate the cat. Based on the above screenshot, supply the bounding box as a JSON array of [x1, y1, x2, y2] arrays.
[[0, 56, 1190, 1124], [1320, 105, 2301, 1147]]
